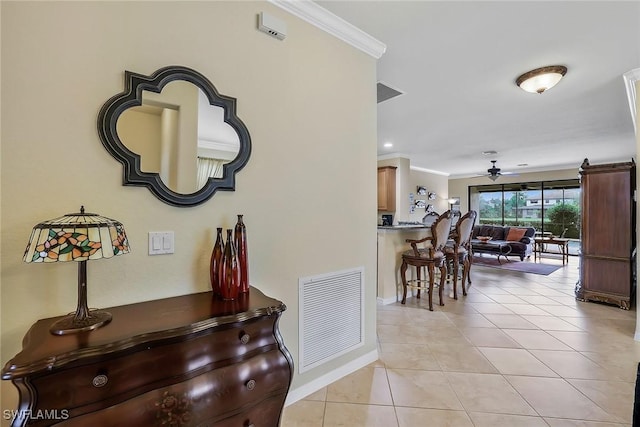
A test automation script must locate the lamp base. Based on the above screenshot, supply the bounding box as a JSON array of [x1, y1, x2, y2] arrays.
[[49, 310, 112, 335]]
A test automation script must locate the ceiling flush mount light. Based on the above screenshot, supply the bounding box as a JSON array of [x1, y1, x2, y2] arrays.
[[383, 142, 393, 148], [516, 65, 567, 94]]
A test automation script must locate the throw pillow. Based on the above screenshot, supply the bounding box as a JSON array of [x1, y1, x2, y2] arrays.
[[506, 227, 527, 242], [491, 228, 505, 240]]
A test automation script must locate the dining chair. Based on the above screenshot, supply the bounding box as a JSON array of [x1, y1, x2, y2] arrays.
[[421, 211, 439, 227], [400, 211, 453, 311], [450, 210, 462, 232], [445, 210, 477, 299]]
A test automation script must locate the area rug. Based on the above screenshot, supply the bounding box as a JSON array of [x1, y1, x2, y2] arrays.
[[472, 256, 562, 275]]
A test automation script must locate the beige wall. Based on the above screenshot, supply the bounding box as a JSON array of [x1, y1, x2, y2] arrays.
[[1, 1, 377, 414], [408, 168, 450, 221], [117, 109, 163, 173], [448, 168, 581, 214], [378, 157, 451, 223]]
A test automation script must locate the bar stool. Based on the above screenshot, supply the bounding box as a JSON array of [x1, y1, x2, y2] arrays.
[[400, 211, 453, 311], [445, 210, 477, 299]]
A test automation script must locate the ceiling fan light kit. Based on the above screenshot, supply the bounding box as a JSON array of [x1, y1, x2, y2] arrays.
[[487, 160, 501, 179], [516, 65, 567, 94], [482, 160, 519, 180]]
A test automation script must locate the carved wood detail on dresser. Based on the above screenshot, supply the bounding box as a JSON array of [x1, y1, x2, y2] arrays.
[[2, 288, 293, 427]]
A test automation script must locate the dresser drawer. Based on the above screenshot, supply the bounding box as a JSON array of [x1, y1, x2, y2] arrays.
[[32, 316, 279, 411], [56, 350, 291, 426], [206, 393, 287, 427]]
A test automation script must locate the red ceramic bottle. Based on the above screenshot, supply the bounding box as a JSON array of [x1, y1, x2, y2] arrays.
[[210, 228, 224, 296], [234, 214, 249, 293], [219, 229, 240, 300]]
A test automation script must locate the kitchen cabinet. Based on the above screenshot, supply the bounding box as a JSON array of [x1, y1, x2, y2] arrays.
[[575, 158, 636, 309], [378, 166, 397, 211]]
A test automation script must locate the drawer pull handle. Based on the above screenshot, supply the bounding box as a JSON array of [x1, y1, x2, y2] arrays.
[[240, 333, 251, 344], [92, 374, 108, 388], [245, 379, 256, 391]]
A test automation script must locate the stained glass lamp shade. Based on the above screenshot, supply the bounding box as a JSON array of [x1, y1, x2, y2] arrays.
[[23, 206, 130, 335]]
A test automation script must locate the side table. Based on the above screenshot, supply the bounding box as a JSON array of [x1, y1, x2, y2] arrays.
[[534, 237, 569, 265]]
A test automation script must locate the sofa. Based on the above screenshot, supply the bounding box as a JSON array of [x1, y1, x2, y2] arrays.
[[470, 225, 536, 261]]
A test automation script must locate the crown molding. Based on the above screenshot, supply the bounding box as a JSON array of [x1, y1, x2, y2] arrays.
[[268, 0, 386, 59], [623, 68, 640, 134], [410, 165, 450, 177], [377, 153, 411, 161], [377, 154, 449, 176]]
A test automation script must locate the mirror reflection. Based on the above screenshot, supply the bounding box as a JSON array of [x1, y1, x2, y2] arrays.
[[98, 65, 251, 207], [116, 81, 240, 194]]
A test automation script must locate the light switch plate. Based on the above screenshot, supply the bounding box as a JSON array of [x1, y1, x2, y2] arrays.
[[149, 231, 174, 255]]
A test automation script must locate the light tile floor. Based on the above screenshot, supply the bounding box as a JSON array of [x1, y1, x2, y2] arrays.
[[281, 254, 640, 426]]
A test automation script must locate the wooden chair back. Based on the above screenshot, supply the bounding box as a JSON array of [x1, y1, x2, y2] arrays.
[[431, 210, 453, 252], [422, 211, 439, 227], [456, 210, 478, 248]]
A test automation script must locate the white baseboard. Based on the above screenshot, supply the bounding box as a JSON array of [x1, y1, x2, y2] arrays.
[[377, 292, 420, 305], [377, 295, 398, 305], [284, 349, 379, 406]]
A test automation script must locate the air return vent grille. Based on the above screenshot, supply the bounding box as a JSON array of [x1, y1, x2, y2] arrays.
[[298, 267, 364, 373], [377, 82, 404, 103]]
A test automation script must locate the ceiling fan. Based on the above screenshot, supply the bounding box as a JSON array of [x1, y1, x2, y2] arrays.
[[480, 160, 517, 181], [487, 160, 501, 181]]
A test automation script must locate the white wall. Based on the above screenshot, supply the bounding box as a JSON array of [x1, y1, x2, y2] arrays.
[[0, 1, 378, 417]]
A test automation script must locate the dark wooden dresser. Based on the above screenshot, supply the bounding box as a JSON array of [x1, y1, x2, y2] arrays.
[[2, 288, 293, 426], [575, 158, 636, 309]]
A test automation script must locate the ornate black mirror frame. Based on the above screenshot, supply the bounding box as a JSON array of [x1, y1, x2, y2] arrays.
[[97, 66, 251, 207]]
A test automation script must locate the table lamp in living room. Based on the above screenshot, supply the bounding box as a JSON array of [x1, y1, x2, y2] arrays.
[[22, 206, 130, 335]]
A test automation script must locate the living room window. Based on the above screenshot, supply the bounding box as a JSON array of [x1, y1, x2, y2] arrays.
[[469, 179, 581, 239]]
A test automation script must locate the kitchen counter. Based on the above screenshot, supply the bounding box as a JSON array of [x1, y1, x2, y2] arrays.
[[378, 224, 427, 230], [377, 226, 431, 304]]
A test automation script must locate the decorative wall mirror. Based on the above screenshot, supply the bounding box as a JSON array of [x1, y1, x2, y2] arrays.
[[98, 66, 251, 207]]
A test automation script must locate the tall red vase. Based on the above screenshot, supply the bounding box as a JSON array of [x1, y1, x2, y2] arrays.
[[234, 214, 249, 293], [219, 229, 240, 300], [210, 227, 224, 296]]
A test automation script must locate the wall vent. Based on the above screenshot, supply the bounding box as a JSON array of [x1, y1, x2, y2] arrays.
[[298, 267, 364, 373], [377, 82, 404, 103]]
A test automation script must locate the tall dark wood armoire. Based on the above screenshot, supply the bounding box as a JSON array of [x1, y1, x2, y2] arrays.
[[575, 158, 636, 309]]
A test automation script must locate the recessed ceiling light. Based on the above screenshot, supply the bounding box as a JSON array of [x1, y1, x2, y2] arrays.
[[383, 142, 393, 148], [482, 150, 497, 156]]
